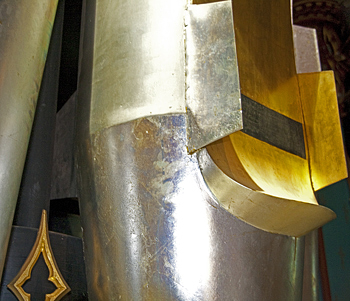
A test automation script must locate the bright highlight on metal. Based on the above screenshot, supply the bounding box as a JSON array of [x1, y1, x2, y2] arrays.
[[199, 149, 335, 237], [76, 0, 316, 298], [7, 210, 70, 301], [90, 0, 186, 133]]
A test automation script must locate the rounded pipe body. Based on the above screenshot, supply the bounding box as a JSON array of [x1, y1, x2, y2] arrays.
[[76, 0, 305, 299], [0, 0, 58, 280]]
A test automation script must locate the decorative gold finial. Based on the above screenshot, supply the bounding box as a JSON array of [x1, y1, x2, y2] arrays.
[[7, 210, 71, 301]]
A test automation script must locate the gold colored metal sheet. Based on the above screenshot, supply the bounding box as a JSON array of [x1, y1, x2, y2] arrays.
[[7, 210, 70, 301], [229, 131, 317, 204], [232, 0, 302, 122], [204, 0, 346, 236], [298, 71, 347, 190], [199, 149, 335, 237]]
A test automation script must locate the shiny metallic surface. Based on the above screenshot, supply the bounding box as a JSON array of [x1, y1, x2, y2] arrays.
[[232, 0, 302, 122], [77, 113, 305, 300], [199, 148, 335, 237], [229, 130, 318, 204], [76, 0, 313, 298], [185, 1, 242, 152], [292, 25, 322, 301], [293, 25, 321, 74], [302, 231, 320, 301], [298, 71, 347, 191], [90, 0, 186, 134], [209, 0, 346, 210], [0, 0, 58, 281], [227, 0, 315, 203]]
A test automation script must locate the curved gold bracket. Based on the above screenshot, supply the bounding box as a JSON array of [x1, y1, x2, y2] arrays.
[[7, 210, 70, 301], [199, 149, 336, 237]]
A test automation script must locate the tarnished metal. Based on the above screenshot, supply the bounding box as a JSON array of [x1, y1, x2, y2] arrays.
[[185, 1, 242, 152], [76, 1, 306, 298], [0, 0, 58, 281], [74, 0, 346, 298], [77, 114, 305, 300]]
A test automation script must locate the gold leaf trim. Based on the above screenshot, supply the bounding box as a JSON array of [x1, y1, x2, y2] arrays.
[[7, 210, 71, 301]]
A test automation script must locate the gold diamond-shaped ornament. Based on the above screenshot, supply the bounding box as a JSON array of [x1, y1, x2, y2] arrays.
[[7, 210, 71, 301]]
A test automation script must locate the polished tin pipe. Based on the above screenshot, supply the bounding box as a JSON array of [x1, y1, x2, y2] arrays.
[[0, 0, 59, 280], [76, 1, 305, 299]]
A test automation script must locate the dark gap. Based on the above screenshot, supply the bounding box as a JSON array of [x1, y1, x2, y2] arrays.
[[57, 0, 83, 111], [49, 198, 82, 237]]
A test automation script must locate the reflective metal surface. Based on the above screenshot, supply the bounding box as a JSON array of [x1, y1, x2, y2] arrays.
[[186, 1, 242, 152], [293, 24, 323, 301], [0, 0, 58, 281], [227, 0, 314, 203], [302, 230, 321, 301], [208, 0, 346, 208], [89, 0, 186, 134], [77, 114, 305, 300], [293, 24, 347, 190], [199, 148, 335, 237], [75, 0, 336, 298], [232, 0, 301, 122], [298, 71, 347, 191]]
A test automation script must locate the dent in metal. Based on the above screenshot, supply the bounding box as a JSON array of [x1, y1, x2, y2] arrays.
[[0, 0, 58, 281], [186, 1, 242, 152]]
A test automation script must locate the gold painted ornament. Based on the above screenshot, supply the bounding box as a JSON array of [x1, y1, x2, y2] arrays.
[[7, 210, 70, 301]]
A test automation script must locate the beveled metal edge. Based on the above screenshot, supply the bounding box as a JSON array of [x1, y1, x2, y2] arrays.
[[198, 148, 336, 237]]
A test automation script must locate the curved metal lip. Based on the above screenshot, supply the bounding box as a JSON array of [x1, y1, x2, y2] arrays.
[[198, 148, 336, 237]]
